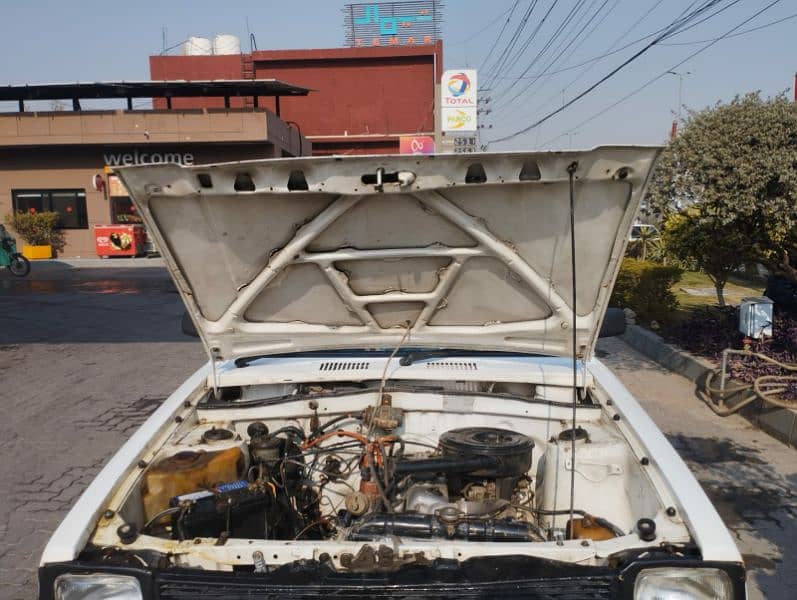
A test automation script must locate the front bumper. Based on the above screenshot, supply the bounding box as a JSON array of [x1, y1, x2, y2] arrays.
[[39, 555, 746, 599]]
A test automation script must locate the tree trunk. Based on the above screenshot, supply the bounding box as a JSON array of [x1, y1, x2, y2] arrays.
[[714, 280, 726, 307]]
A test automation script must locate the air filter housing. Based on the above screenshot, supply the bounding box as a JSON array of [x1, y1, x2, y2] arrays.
[[439, 427, 534, 499]]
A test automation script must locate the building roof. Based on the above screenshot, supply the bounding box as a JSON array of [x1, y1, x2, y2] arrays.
[[0, 80, 310, 102]]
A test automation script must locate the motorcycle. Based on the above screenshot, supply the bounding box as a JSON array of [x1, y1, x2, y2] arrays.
[[0, 225, 31, 277]]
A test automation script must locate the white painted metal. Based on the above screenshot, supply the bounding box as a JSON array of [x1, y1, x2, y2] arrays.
[[39, 365, 210, 564], [116, 147, 661, 363], [41, 148, 743, 579], [214, 354, 591, 388], [588, 358, 743, 563]]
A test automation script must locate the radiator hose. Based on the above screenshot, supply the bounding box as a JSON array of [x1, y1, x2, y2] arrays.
[[348, 513, 543, 542]]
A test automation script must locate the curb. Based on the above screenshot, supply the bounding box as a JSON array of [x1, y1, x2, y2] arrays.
[[620, 323, 797, 448], [30, 257, 165, 269], [621, 324, 714, 383]]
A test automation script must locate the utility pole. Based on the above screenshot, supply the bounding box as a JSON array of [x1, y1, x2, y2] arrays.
[[567, 131, 579, 149], [477, 88, 492, 151], [667, 70, 691, 138]]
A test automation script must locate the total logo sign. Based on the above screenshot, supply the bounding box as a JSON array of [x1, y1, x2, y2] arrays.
[[441, 69, 478, 132], [443, 69, 477, 106]]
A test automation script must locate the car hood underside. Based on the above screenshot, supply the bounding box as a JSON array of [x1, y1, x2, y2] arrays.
[[117, 147, 660, 361]]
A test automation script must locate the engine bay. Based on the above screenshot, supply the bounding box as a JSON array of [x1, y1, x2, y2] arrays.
[[112, 380, 671, 559]]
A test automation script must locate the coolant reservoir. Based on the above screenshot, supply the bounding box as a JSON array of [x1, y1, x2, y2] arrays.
[[142, 447, 243, 520], [537, 426, 659, 534]]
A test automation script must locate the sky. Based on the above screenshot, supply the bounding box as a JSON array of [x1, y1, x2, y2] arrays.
[[1, 0, 794, 151]]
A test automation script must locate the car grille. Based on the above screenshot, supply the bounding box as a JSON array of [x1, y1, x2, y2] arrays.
[[157, 573, 616, 599]]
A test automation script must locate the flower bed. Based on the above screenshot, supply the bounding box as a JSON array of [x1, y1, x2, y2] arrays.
[[661, 306, 797, 388]]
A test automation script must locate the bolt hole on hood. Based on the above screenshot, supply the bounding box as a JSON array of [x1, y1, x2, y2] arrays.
[[116, 147, 661, 363]]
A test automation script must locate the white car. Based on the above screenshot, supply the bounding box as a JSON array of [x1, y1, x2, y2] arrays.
[[39, 148, 745, 599]]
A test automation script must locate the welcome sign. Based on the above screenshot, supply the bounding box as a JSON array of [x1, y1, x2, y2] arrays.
[[103, 150, 195, 167]]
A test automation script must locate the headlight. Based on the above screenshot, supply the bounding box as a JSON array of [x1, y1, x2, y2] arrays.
[[54, 574, 142, 600], [635, 567, 733, 599]]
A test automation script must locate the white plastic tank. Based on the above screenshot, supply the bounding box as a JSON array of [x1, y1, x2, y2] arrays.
[[213, 34, 241, 55], [182, 36, 212, 56]]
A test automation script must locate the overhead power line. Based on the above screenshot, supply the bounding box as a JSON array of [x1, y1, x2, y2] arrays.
[[500, 0, 741, 119], [491, 0, 587, 93], [497, 0, 614, 107], [533, 0, 785, 149], [659, 10, 797, 45], [488, 0, 742, 144], [479, 0, 523, 73], [499, 0, 741, 108], [449, 5, 516, 45], [483, 1, 543, 88], [502, 0, 662, 121], [501, 0, 586, 80]]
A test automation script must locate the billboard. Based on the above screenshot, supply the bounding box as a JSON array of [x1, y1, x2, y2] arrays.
[[343, 1, 443, 47], [441, 69, 477, 132], [400, 135, 435, 154]]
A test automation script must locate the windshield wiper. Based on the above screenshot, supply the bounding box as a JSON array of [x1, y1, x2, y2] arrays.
[[397, 349, 519, 366]]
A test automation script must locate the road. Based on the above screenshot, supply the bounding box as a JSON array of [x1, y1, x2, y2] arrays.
[[596, 337, 797, 599], [0, 263, 795, 599]]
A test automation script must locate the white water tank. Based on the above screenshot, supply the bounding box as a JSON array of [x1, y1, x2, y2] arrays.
[[213, 34, 241, 55], [182, 36, 212, 56]]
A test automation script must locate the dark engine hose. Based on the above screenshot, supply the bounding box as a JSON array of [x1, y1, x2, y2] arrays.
[[393, 455, 499, 477], [348, 513, 543, 542], [270, 425, 307, 441], [368, 447, 394, 514], [312, 412, 364, 438]]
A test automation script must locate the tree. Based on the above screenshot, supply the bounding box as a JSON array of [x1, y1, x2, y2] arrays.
[[662, 210, 749, 306], [647, 92, 797, 301]]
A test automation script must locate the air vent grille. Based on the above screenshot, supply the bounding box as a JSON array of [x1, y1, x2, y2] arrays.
[[319, 361, 370, 372], [424, 361, 478, 371]]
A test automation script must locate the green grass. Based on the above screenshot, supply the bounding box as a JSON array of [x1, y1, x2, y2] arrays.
[[670, 271, 764, 322]]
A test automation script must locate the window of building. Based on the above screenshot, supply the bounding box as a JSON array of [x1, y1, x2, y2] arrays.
[[110, 196, 142, 224], [11, 189, 88, 229]]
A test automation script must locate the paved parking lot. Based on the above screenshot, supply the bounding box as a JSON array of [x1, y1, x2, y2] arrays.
[[1, 262, 795, 599]]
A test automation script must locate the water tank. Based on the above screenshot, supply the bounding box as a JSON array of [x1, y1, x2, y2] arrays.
[[213, 34, 241, 55], [182, 36, 212, 56]]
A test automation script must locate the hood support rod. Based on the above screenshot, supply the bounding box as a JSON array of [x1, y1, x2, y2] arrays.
[[567, 161, 579, 534]]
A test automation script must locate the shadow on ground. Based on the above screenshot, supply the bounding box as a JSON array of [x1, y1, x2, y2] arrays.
[[0, 267, 194, 344], [667, 433, 797, 595]]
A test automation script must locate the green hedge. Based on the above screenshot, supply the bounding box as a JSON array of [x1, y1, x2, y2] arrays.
[[610, 258, 682, 323]]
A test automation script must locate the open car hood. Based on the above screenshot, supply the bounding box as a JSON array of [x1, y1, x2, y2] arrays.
[[117, 147, 660, 362]]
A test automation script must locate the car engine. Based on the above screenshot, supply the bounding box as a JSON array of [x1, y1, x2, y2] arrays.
[[136, 397, 590, 544]]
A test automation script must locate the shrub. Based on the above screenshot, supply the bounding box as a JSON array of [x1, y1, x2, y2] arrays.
[[4, 211, 65, 251], [610, 258, 682, 323]]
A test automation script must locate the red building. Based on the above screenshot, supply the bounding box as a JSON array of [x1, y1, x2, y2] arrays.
[[150, 43, 442, 155]]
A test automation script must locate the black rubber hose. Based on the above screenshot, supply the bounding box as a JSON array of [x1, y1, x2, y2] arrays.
[[270, 426, 307, 441], [348, 513, 541, 542], [368, 447, 394, 514], [393, 455, 499, 477], [312, 412, 364, 438]]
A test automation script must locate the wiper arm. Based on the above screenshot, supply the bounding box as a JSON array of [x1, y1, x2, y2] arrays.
[[399, 349, 469, 366]]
